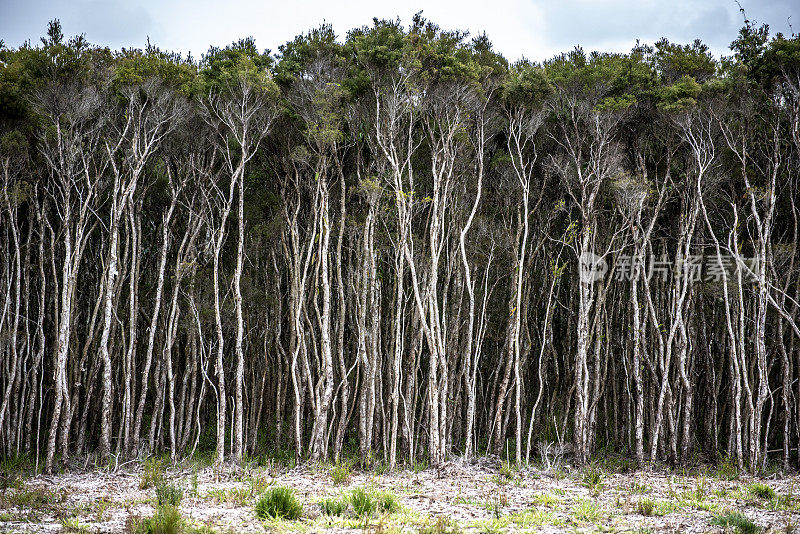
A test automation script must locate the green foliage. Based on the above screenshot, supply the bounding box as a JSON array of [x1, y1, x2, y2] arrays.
[[657, 75, 702, 111], [140, 457, 166, 489], [0, 485, 66, 511], [581, 465, 604, 490], [572, 500, 601, 523], [348, 487, 376, 517], [254, 486, 303, 520], [635, 498, 655, 516], [503, 61, 551, 108], [710, 511, 760, 534], [544, 46, 653, 109], [275, 24, 342, 87], [112, 46, 197, 96], [712, 456, 741, 481], [654, 38, 717, 83], [320, 497, 348, 516], [128, 505, 183, 534], [200, 38, 278, 100], [0, 130, 29, 161], [748, 483, 776, 500], [155, 482, 183, 507], [498, 460, 516, 481], [375, 490, 400, 514], [417, 516, 460, 534]]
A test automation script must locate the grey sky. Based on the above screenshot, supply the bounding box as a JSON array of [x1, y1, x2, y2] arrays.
[[1, 0, 797, 62]]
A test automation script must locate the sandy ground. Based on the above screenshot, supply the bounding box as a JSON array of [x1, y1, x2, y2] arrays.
[[2, 458, 800, 532]]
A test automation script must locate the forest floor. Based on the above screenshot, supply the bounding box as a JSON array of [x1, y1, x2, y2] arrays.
[[1, 455, 799, 533]]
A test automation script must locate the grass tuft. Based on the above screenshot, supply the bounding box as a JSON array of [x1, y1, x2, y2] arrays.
[[498, 460, 515, 481], [417, 516, 460, 534], [581, 465, 604, 492], [748, 483, 776, 500], [635, 498, 655, 516], [330, 463, 352, 486], [140, 457, 166, 490], [712, 456, 741, 481], [1, 485, 66, 510], [254, 486, 302, 520], [710, 511, 760, 534], [156, 482, 183, 507], [128, 504, 182, 534], [320, 497, 348, 516], [376, 490, 400, 514], [573, 500, 601, 523], [349, 487, 375, 518]]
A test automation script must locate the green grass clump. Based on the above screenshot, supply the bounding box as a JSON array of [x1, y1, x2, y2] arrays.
[[129, 505, 182, 534], [748, 483, 776, 500], [531, 492, 561, 507], [156, 482, 183, 507], [376, 490, 400, 514], [635, 498, 655, 516], [320, 497, 348, 516], [712, 456, 741, 481], [573, 500, 601, 523], [417, 516, 459, 534], [140, 457, 166, 490], [349, 487, 375, 518], [710, 511, 760, 534], [581, 466, 604, 491], [411, 460, 429, 473], [61, 517, 91, 533], [254, 486, 302, 520], [498, 460, 515, 480], [330, 464, 352, 486], [2, 486, 66, 510]]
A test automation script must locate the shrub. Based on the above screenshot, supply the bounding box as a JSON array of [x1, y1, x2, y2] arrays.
[[254, 486, 303, 520], [349, 487, 375, 518], [710, 512, 760, 534], [320, 497, 348, 516], [748, 483, 776, 500], [155, 483, 183, 507]]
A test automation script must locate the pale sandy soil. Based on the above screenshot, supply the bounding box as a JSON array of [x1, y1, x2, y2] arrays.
[[2, 458, 799, 532]]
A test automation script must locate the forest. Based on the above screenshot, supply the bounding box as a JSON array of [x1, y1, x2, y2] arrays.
[[1, 15, 800, 480]]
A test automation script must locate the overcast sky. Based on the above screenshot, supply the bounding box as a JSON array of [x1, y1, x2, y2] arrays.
[[1, 0, 798, 62]]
